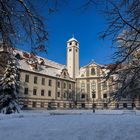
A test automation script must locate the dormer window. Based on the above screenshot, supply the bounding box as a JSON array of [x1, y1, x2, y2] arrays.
[[69, 42, 72, 45], [75, 42, 77, 46]]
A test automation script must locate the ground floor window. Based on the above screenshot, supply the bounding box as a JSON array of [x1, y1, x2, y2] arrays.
[[132, 103, 136, 109], [92, 103, 96, 108], [40, 102, 44, 108], [48, 102, 52, 109], [69, 103, 72, 108], [32, 101, 37, 108], [123, 103, 127, 108], [63, 103, 66, 108], [104, 103, 108, 108], [81, 103, 85, 108], [81, 94, 85, 99], [115, 103, 119, 109], [57, 103, 60, 108]]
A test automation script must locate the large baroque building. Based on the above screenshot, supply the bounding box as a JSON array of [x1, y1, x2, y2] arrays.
[[0, 37, 139, 109]]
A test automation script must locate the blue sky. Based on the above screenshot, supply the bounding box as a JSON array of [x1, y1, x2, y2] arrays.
[[20, 0, 116, 66]]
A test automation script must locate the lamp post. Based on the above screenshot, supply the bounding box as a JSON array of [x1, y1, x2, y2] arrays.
[[92, 90, 95, 113]]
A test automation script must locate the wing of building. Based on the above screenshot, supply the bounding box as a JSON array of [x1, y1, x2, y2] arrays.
[[0, 37, 138, 109]]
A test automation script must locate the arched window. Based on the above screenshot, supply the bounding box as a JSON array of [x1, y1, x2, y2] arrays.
[[91, 68, 96, 75]]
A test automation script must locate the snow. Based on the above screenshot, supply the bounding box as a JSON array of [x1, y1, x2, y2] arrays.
[[0, 110, 140, 140]]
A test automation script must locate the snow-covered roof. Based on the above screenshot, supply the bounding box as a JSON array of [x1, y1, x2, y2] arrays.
[[14, 49, 73, 80]]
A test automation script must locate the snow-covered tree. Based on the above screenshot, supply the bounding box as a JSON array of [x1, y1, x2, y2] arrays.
[[0, 54, 20, 114]]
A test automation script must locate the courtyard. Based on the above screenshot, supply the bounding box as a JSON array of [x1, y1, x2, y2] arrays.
[[0, 110, 140, 140]]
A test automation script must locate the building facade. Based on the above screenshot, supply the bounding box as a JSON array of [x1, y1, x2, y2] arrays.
[[0, 37, 140, 109]]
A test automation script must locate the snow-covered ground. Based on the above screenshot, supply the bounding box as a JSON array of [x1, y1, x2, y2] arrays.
[[0, 110, 140, 140]]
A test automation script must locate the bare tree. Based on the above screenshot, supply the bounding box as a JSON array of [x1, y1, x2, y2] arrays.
[[98, 0, 140, 101]]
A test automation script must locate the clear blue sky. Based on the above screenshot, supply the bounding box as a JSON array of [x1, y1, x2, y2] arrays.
[[20, 0, 116, 66]]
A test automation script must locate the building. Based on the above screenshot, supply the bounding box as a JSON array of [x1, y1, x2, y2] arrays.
[[0, 37, 139, 109]]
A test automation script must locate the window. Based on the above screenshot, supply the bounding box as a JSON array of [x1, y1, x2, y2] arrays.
[[33, 89, 37, 95], [81, 103, 85, 108], [69, 48, 72, 52], [63, 103, 66, 108], [25, 75, 29, 82], [81, 94, 85, 99], [48, 102, 52, 108], [34, 76, 37, 84], [69, 84, 72, 89], [76, 49, 78, 52], [57, 92, 60, 97], [41, 90, 44, 96], [115, 103, 119, 109], [91, 68, 96, 75], [57, 81, 60, 88], [91, 82, 96, 90], [132, 103, 136, 109], [40, 102, 44, 108], [123, 103, 127, 108], [104, 103, 108, 108], [64, 82, 66, 89], [32, 102, 36, 108], [42, 78, 45, 85], [64, 92, 66, 98], [48, 90, 51, 97], [92, 103, 96, 108], [69, 103, 72, 108], [103, 94, 107, 98], [57, 103, 60, 108], [92, 93, 96, 98], [24, 88, 28, 95], [48, 79, 52, 86], [64, 72, 66, 78], [69, 42, 72, 45]]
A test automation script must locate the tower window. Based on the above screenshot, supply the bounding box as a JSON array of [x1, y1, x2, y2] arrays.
[[69, 42, 72, 45], [69, 49, 72, 52], [75, 42, 77, 46]]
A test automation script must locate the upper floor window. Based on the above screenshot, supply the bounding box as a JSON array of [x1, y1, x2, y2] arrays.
[[41, 90, 45, 96], [42, 78, 45, 85], [92, 93, 96, 98], [69, 49, 72, 52], [48, 79, 52, 86], [33, 89, 37, 95], [25, 74, 29, 83], [34, 76, 37, 84], [91, 68, 96, 75], [48, 90, 51, 96], [57, 81, 60, 88], [57, 92, 60, 97], [69, 84, 72, 89], [103, 93, 107, 98], [81, 94, 85, 99], [64, 82, 66, 89], [24, 88, 28, 95], [69, 42, 72, 45], [75, 42, 78, 46]]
